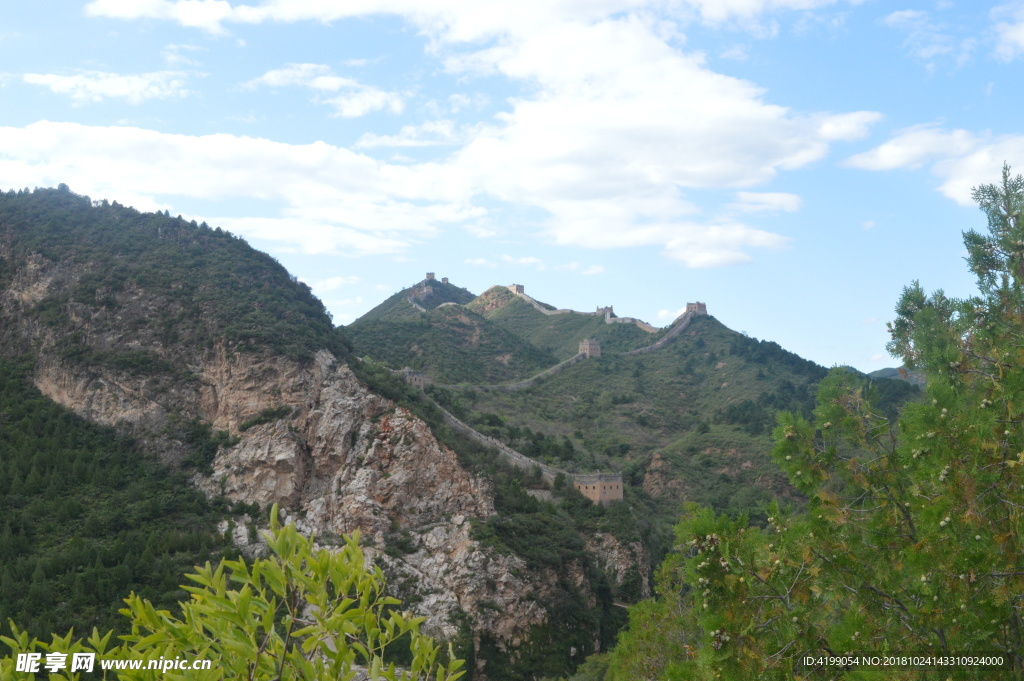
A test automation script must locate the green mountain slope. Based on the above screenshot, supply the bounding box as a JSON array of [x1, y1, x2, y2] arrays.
[[435, 316, 816, 512], [0, 186, 350, 364], [0, 358, 238, 638], [432, 314, 920, 522], [348, 304, 558, 383], [468, 286, 660, 360], [353, 276, 476, 325], [0, 188, 645, 680]]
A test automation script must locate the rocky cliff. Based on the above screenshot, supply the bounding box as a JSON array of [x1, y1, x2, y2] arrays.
[[0, 197, 642, 677]]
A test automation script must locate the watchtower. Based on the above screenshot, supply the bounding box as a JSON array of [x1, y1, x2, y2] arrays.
[[399, 367, 432, 390], [573, 473, 623, 505], [686, 302, 707, 315], [426, 272, 435, 281], [579, 339, 601, 358], [508, 284, 525, 295]]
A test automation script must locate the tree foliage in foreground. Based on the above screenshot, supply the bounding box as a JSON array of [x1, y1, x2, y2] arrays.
[[603, 166, 1024, 680], [1, 507, 465, 681]]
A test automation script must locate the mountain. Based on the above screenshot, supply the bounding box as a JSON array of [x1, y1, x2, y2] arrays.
[[0, 187, 642, 680], [869, 365, 927, 386], [467, 285, 662, 360], [349, 281, 921, 530], [349, 282, 557, 384], [353, 273, 476, 324]]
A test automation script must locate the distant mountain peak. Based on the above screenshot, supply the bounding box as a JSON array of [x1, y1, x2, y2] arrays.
[[351, 273, 475, 324]]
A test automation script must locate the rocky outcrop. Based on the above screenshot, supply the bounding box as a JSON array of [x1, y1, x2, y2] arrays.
[[191, 351, 548, 642], [0, 247, 646, 672], [586, 533, 651, 600], [0, 255, 562, 651]]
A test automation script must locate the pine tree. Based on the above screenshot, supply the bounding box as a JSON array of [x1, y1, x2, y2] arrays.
[[605, 167, 1024, 680]]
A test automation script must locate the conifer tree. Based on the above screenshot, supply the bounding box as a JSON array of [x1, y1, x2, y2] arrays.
[[604, 166, 1024, 680]]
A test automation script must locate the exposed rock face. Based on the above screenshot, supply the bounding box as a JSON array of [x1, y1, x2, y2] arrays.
[[0, 249, 647, 672], [0, 255, 556, 648], [193, 351, 548, 641], [586, 532, 651, 600]]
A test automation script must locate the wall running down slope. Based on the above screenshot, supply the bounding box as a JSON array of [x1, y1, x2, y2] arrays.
[[0, 250, 644, 671], [507, 284, 659, 332]]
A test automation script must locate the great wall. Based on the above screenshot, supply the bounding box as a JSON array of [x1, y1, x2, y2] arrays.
[[506, 283, 659, 333], [388, 275, 708, 505]]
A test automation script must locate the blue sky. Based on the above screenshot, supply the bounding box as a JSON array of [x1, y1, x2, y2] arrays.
[[2, 1, 1023, 371]]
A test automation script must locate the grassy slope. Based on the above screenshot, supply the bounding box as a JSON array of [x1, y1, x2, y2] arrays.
[[348, 305, 558, 383], [470, 288, 661, 360], [445, 315, 920, 522], [439, 316, 826, 517], [352, 279, 476, 325]]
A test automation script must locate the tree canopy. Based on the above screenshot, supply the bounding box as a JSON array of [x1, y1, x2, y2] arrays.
[[1, 507, 465, 681], [601, 165, 1024, 680]]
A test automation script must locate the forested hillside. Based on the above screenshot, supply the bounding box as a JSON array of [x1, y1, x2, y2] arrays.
[[592, 167, 1024, 681], [0, 187, 651, 681], [349, 304, 558, 383], [0, 358, 238, 638], [0, 185, 349, 364], [350, 271, 920, 580]]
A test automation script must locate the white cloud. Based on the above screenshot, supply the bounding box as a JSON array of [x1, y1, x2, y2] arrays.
[[931, 139, 1024, 205], [310, 275, 361, 292], [447, 92, 488, 113], [501, 255, 544, 267], [325, 89, 404, 118], [245, 63, 404, 117], [21, 70, 193, 104], [85, 0, 236, 33], [84, 0, 856, 36], [661, 221, 789, 266], [657, 305, 687, 320], [464, 257, 497, 267], [817, 111, 880, 141], [72, 2, 880, 267], [731, 191, 802, 212], [440, 15, 875, 261], [0, 121, 479, 256], [992, 2, 1024, 61], [718, 45, 750, 61], [862, 219, 875, 229], [845, 124, 1024, 206], [355, 120, 462, 148], [882, 9, 975, 66], [844, 125, 979, 171], [244, 63, 328, 89], [162, 43, 203, 67]]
